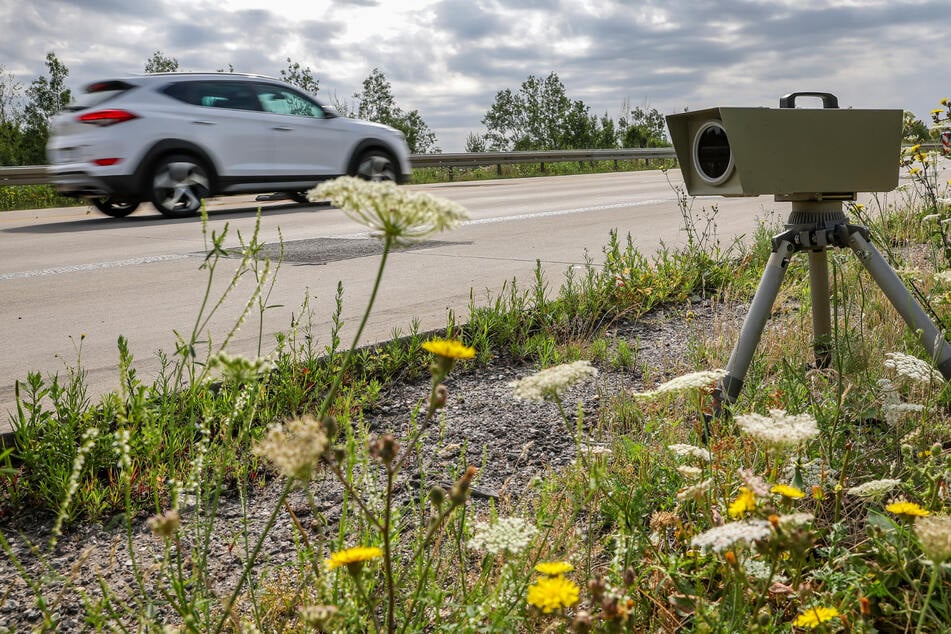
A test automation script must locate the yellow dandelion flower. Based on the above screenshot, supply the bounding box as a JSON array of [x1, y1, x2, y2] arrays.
[[885, 501, 930, 518], [526, 575, 580, 613], [941, 98, 950, 106], [325, 546, 383, 571], [728, 487, 756, 519], [931, 108, 945, 115], [909, 167, 921, 176], [535, 561, 574, 576], [422, 339, 476, 360], [771, 484, 806, 499], [794, 606, 840, 628], [909, 144, 922, 154]]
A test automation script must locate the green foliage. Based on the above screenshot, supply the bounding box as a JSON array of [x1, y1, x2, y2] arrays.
[[355, 68, 438, 153], [0, 184, 84, 210], [279, 57, 319, 94], [144, 50, 180, 74], [479, 74, 670, 151]]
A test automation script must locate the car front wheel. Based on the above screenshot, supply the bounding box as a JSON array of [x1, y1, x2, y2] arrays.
[[149, 155, 210, 218], [92, 196, 140, 218], [355, 150, 397, 182]]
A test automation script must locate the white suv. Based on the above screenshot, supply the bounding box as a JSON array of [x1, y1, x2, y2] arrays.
[[46, 73, 413, 218]]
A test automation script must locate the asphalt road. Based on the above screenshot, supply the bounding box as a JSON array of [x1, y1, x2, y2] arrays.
[[0, 170, 853, 432]]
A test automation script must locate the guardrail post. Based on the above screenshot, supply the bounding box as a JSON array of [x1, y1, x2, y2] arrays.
[[448, 166, 454, 182]]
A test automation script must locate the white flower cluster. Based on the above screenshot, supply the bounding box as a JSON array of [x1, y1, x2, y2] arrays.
[[667, 443, 712, 462], [309, 176, 469, 244], [782, 458, 833, 489], [510, 360, 599, 402], [633, 369, 726, 400], [734, 409, 819, 449], [690, 520, 772, 553], [209, 351, 274, 385], [52, 427, 101, 544], [915, 514, 951, 563], [776, 513, 815, 529], [884, 352, 942, 385], [677, 478, 713, 502], [934, 270, 951, 286], [884, 402, 925, 426], [468, 516, 539, 556], [253, 415, 328, 481], [846, 478, 902, 499]]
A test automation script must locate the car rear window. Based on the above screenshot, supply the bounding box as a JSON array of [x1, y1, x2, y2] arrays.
[[162, 81, 261, 111], [65, 80, 137, 111]]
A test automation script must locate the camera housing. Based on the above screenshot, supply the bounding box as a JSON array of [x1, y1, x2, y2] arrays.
[[666, 95, 903, 199]]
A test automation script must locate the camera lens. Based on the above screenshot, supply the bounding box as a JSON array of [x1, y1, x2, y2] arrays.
[[693, 121, 733, 185]]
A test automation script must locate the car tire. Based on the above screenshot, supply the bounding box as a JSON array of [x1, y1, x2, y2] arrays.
[[286, 191, 311, 205], [92, 196, 140, 218], [149, 154, 210, 218], [354, 150, 397, 182]]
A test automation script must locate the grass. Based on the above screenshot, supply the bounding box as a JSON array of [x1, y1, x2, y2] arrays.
[[0, 158, 674, 211], [2, 153, 951, 632]]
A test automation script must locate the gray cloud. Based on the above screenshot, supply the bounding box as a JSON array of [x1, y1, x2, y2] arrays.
[[3, 0, 949, 150]]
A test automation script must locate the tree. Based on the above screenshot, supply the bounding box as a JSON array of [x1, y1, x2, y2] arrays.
[[22, 51, 71, 164], [903, 110, 933, 143], [279, 57, 319, 94], [0, 64, 25, 165], [618, 104, 669, 148], [354, 68, 438, 153], [144, 50, 179, 73], [481, 72, 592, 151], [465, 132, 488, 153]]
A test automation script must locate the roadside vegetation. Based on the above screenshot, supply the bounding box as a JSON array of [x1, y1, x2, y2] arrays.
[[1, 104, 951, 632]]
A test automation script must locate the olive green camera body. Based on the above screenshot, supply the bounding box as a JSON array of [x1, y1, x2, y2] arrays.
[[666, 106, 903, 199]]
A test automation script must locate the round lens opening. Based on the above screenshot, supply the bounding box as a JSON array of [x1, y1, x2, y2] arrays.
[[693, 121, 733, 185]]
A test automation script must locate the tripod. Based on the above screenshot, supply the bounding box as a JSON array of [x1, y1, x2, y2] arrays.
[[712, 198, 951, 410]]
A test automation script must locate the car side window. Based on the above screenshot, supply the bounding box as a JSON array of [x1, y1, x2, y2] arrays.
[[254, 84, 325, 119], [163, 81, 261, 111]]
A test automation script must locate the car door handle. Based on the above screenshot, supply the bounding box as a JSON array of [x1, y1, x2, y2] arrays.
[[192, 120, 215, 125], [272, 126, 294, 131]]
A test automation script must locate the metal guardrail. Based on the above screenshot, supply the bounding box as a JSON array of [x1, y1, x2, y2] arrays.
[[4, 143, 942, 186], [0, 148, 677, 187]]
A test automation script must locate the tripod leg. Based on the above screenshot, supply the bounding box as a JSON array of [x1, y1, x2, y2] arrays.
[[716, 236, 795, 406], [808, 250, 833, 368], [846, 229, 951, 379]]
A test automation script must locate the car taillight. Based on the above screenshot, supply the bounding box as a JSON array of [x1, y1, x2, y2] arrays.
[[77, 109, 138, 126]]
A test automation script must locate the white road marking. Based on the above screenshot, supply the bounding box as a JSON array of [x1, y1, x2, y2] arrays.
[[0, 254, 193, 281]]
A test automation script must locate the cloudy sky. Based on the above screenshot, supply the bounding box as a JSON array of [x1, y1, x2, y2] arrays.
[[2, 0, 947, 151]]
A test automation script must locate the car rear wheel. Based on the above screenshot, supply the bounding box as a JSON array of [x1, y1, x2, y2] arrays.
[[149, 155, 210, 218], [355, 150, 397, 182], [286, 191, 311, 204], [92, 196, 140, 218]]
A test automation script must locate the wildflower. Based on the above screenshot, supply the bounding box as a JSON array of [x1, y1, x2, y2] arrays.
[[325, 546, 383, 573], [526, 575, 580, 613], [733, 409, 819, 449], [885, 500, 930, 518], [535, 561, 574, 576], [776, 512, 815, 528], [677, 478, 713, 502], [771, 484, 806, 499], [884, 351, 942, 384], [299, 605, 339, 628], [677, 465, 703, 480], [422, 338, 475, 360], [650, 510, 680, 533], [884, 402, 925, 425], [915, 514, 951, 563], [147, 509, 181, 539], [468, 516, 539, 555], [510, 360, 598, 402], [667, 443, 712, 462], [847, 478, 901, 499], [794, 606, 840, 629], [923, 214, 942, 222], [632, 369, 725, 399], [728, 487, 757, 518], [309, 175, 468, 244], [690, 520, 772, 553], [208, 351, 273, 384], [738, 468, 770, 496], [252, 415, 328, 481]]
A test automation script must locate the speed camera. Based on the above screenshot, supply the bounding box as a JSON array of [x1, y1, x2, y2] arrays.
[[666, 92, 903, 199]]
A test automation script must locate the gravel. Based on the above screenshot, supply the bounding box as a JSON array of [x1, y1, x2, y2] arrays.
[[0, 299, 736, 632]]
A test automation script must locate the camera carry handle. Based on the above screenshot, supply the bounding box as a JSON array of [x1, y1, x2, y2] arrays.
[[779, 92, 839, 109]]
